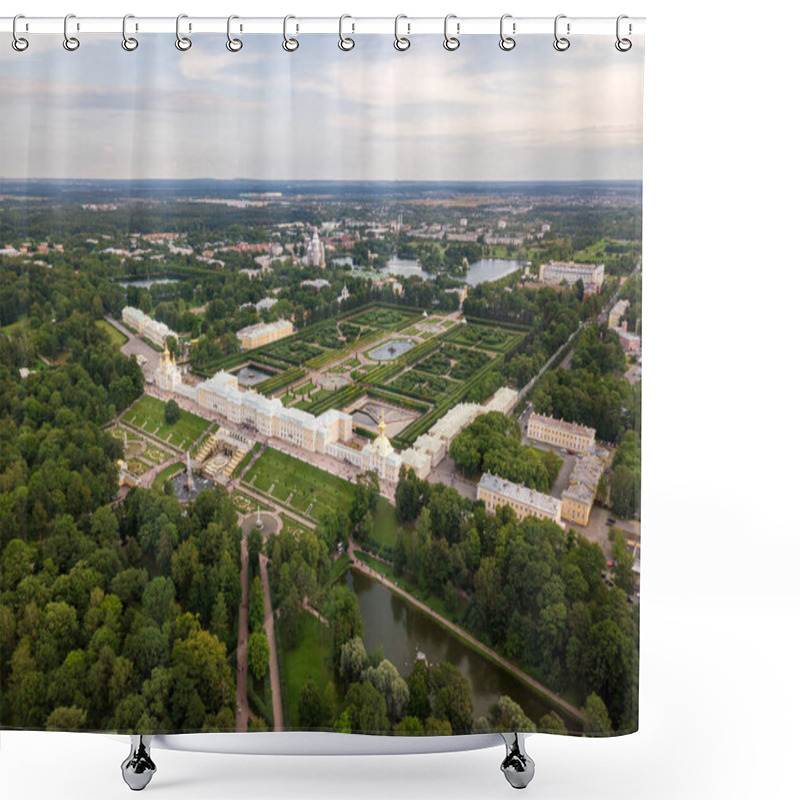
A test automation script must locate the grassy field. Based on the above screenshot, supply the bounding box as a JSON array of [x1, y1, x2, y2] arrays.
[[152, 462, 184, 492], [279, 513, 314, 538], [372, 499, 399, 550], [244, 447, 357, 520], [122, 395, 209, 451], [279, 612, 334, 729], [95, 319, 128, 348]]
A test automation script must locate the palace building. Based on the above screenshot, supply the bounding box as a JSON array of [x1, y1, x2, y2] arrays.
[[122, 306, 179, 348], [236, 319, 294, 350], [477, 473, 563, 527], [155, 351, 406, 482], [538, 260, 605, 294], [527, 412, 596, 454]]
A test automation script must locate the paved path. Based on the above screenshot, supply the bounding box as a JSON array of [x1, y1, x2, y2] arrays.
[[236, 537, 250, 732], [259, 551, 284, 732], [348, 542, 586, 726]]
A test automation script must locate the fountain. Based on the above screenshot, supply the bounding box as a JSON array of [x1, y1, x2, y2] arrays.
[[185, 451, 194, 493]]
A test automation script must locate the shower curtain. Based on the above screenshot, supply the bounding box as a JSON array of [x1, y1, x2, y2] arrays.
[[0, 26, 644, 740]]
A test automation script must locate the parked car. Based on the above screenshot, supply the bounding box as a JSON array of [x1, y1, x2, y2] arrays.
[[606, 518, 617, 526]]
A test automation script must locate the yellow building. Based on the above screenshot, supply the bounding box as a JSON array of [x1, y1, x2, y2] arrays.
[[527, 412, 596, 453], [561, 483, 595, 526], [236, 319, 294, 350], [559, 454, 606, 526], [477, 473, 563, 527]]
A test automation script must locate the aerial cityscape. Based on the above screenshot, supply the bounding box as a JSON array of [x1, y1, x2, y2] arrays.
[[0, 178, 641, 737]]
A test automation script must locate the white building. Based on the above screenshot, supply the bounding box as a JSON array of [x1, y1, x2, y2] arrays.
[[122, 306, 178, 348], [306, 227, 326, 268], [155, 363, 406, 482], [539, 261, 605, 293]]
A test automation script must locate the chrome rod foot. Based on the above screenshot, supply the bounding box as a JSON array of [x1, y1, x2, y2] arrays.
[[500, 733, 535, 790], [121, 735, 156, 791]]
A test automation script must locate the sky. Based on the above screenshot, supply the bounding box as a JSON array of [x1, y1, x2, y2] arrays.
[[0, 33, 644, 181]]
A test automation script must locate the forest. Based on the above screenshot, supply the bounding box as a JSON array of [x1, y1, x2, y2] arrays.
[[393, 467, 638, 733]]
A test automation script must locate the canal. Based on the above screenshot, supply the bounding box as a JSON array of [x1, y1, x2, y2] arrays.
[[346, 570, 574, 727]]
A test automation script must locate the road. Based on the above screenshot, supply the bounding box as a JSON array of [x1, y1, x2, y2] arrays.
[[236, 537, 249, 732], [347, 542, 585, 727]]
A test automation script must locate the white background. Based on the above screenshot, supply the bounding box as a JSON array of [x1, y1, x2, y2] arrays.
[[2, 1, 798, 799]]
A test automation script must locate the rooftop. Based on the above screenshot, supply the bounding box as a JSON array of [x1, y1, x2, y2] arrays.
[[478, 473, 562, 517], [528, 412, 596, 440], [562, 482, 595, 504]]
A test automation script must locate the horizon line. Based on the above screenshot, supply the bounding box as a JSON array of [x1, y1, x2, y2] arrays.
[[0, 177, 643, 185]]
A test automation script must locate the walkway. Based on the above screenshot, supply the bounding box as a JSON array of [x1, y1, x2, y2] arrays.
[[236, 537, 249, 731], [259, 551, 284, 732], [347, 542, 585, 726]]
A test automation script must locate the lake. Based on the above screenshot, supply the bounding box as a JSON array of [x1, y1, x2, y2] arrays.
[[346, 570, 572, 726], [117, 277, 180, 288]]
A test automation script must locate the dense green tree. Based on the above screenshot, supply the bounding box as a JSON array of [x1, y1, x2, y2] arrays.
[[582, 692, 613, 735], [339, 636, 367, 686], [248, 575, 265, 632], [396, 715, 424, 734], [298, 678, 323, 729], [431, 661, 473, 733], [248, 631, 270, 683], [142, 577, 177, 626], [325, 585, 364, 670], [344, 681, 389, 734], [45, 705, 88, 731], [488, 695, 535, 732], [538, 711, 568, 735], [406, 658, 431, 722]]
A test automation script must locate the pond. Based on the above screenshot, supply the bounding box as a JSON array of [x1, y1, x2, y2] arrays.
[[367, 339, 415, 361], [346, 570, 572, 726], [367, 257, 521, 287], [117, 277, 181, 288], [234, 364, 275, 386]]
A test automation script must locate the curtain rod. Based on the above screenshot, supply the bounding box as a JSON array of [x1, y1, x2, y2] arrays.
[[1, 16, 645, 37]]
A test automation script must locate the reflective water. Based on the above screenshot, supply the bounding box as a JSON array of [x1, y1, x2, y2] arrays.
[[346, 570, 571, 726], [117, 277, 180, 288], [377, 258, 521, 287], [235, 365, 274, 386], [368, 339, 416, 361]]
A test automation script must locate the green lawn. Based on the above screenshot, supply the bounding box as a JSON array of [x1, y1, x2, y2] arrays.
[[279, 513, 314, 538], [152, 462, 184, 492], [279, 612, 335, 729], [244, 447, 356, 520], [372, 498, 399, 549], [95, 319, 128, 348], [122, 395, 209, 451]]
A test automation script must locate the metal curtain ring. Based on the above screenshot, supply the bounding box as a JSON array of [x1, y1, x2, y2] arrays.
[[227, 15, 243, 51], [63, 14, 80, 51], [615, 14, 632, 51], [553, 14, 570, 51], [12, 14, 29, 51], [394, 15, 410, 51], [122, 14, 138, 51], [499, 14, 515, 51], [283, 15, 299, 51], [338, 14, 355, 51], [176, 14, 192, 51], [443, 14, 460, 51]]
